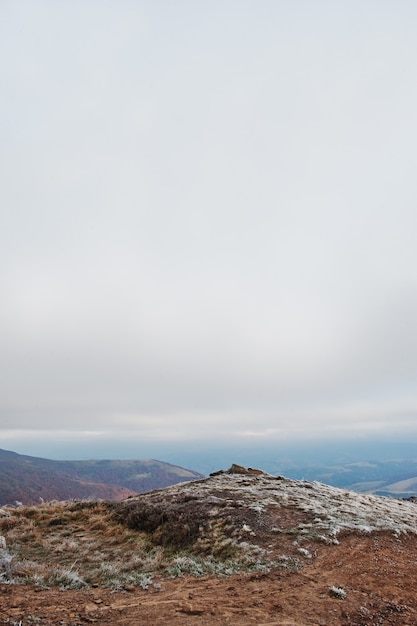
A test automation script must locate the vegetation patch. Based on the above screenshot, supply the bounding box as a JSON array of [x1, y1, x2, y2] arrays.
[[1, 468, 417, 592]]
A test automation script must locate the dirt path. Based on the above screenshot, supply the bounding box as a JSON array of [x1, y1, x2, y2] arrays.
[[2, 533, 417, 625]]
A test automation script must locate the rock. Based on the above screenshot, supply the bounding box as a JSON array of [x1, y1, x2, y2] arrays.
[[178, 603, 205, 615]]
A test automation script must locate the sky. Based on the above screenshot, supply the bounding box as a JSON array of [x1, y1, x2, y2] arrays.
[[1, 0, 417, 462]]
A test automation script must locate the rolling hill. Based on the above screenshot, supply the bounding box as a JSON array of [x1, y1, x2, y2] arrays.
[[280, 458, 417, 497], [1, 464, 417, 624], [0, 448, 203, 505]]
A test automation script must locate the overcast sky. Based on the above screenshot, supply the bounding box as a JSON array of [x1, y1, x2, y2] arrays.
[[2, 1, 417, 460]]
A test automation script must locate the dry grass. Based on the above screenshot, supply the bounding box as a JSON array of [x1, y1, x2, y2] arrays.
[[2, 468, 417, 592], [0, 500, 161, 589]]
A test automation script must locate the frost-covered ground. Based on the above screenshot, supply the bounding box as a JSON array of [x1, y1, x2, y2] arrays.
[[2, 467, 417, 591], [132, 468, 417, 542], [2, 468, 417, 624]]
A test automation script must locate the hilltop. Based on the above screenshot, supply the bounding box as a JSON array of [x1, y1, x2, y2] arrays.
[[1, 465, 417, 624], [0, 448, 203, 505]]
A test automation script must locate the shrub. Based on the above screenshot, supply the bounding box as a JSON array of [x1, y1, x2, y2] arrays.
[[113, 501, 201, 548], [0, 547, 13, 579], [329, 585, 346, 599], [47, 566, 86, 590]]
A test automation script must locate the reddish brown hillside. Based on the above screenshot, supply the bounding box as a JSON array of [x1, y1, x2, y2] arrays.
[[0, 448, 203, 505]]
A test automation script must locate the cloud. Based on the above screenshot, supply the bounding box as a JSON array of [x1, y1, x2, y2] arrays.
[[1, 1, 417, 457]]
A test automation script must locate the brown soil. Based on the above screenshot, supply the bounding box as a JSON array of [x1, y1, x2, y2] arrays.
[[2, 532, 417, 625]]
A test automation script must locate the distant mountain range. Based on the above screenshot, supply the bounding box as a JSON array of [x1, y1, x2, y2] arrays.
[[276, 458, 417, 498], [3, 445, 417, 507], [0, 448, 204, 506]]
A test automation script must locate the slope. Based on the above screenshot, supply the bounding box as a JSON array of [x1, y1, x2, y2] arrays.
[[0, 448, 203, 505], [1, 465, 417, 624]]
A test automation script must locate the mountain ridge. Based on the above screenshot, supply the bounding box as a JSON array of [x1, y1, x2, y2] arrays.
[[0, 448, 203, 505]]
